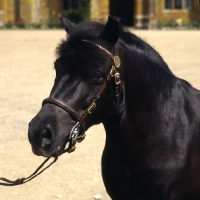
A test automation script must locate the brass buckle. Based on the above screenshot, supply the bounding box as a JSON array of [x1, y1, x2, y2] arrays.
[[115, 73, 121, 85], [87, 102, 96, 114], [109, 65, 116, 77], [77, 134, 86, 143], [68, 145, 76, 153]]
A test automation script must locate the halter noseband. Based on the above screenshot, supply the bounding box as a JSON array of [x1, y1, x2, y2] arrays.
[[42, 39, 121, 153]]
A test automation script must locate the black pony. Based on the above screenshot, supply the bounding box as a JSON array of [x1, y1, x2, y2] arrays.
[[28, 17, 200, 200]]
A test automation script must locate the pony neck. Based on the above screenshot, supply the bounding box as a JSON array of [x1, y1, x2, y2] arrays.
[[103, 40, 176, 143]]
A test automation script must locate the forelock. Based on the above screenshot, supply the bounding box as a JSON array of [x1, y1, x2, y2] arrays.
[[56, 21, 105, 58]]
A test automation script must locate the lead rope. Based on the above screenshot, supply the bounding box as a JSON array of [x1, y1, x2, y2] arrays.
[[0, 156, 59, 186], [0, 133, 84, 187], [0, 137, 82, 187]]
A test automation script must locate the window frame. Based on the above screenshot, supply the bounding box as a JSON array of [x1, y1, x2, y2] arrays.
[[165, 0, 172, 9], [164, 0, 191, 11], [175, 0, 182, 9]]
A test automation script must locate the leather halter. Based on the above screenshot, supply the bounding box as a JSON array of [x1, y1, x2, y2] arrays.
[[42, 40, 121, 153], [0, 40, 121, 186]]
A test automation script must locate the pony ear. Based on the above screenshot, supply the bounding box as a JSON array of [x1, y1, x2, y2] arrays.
[[100, 16, 120, 44], [60, 17, 75, 32]]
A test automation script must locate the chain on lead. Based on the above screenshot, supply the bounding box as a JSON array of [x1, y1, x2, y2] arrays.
[[67, 122, 86, 153]]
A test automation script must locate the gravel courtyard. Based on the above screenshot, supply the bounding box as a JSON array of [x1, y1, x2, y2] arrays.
[[0, 29, 199, 200]]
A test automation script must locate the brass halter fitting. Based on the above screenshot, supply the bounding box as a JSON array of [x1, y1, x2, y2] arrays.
[[87, 102, 96, 114], [114, 56, 121, 68]]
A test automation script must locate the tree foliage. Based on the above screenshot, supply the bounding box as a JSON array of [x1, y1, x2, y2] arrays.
[[63, 0, 90, 23]]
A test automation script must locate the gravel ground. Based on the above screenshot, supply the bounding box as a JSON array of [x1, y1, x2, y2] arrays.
[[0, 30, 199, 200]]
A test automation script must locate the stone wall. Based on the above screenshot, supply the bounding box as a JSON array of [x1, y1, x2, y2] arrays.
[[90, 0, 109, 23], [156, 0, 200, 25], [90, 0, 200, 28], [1, 0, 199, 28], [0, 0, 15, 23], [0, 0, 62, 25]]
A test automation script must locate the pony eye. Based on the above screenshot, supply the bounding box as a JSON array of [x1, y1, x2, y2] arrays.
[[93, 76, 103, 81], [92, 73, 104, 84]]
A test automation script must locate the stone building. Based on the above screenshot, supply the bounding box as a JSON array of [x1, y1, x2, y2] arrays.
[[91, 0, 154, 28], [90, 0, 200, 28], [0, 0, 200, 28], [0, 0, 62, 26], [155, 0, 200, 27]]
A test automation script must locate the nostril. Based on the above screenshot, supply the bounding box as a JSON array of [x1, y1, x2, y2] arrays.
[[41, 129, 53, 140], [41, 128, 54, 150]]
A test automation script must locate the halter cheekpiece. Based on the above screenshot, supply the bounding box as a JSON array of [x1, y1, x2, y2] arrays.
[[42, 39, 121, 153]]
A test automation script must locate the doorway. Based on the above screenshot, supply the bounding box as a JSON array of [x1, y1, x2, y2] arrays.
[[15, 0, 20, 22], [109, 0, 134, 26]]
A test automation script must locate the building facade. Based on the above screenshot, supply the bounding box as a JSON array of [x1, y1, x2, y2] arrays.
[[90, 0, 155, 28], [90, 0, 200, 28], [156, 0, 200, 26], [0, 0, 200, 28], [0, 0, 62, 26]]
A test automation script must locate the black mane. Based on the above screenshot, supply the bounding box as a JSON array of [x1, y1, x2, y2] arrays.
[[56, 19, 177, 88], [56, 20, 162, 60]]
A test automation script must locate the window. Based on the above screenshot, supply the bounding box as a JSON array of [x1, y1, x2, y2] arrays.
[[175, 0, 182, 9], [184, 0, 191, 9], [62, 0, 78, 10], [165, 0, 172, 9], [164, 0, 191, 10]]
